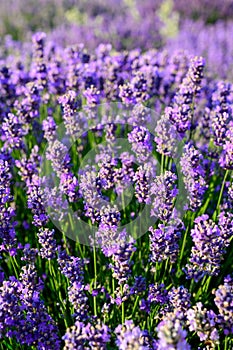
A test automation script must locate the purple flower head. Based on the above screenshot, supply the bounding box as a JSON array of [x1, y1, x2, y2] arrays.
[[63, 320, 110, 349], [83, 85, 101, 107], [42, 114, 57, 142], [58, 90, 82, 136], [109, 230, 136, 284], [210, 81, 232, 146], [133, 161, 156, 204], [128, 126, 152, 162], [181, 142, 207, 211], [187, 302, 219, 344], [213, 274, 233, 335], [154, 113, 178, 157], [219, 121, 233, 170], [185, 215, 226, 282], [37, 228, 57, 260], [157, 315, 191, 350], [168, 56, 205, 133], [115, 320, 150, 349], [150, 171, 178, 222], [149, 218, 184, 264]]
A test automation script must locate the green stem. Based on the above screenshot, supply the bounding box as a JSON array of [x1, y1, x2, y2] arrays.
[[161, 153, 164, 174], [93, 245, 97, 316], [213, 170, 229, 221], [177, 223, 189, 271], [121, 284, 125, 324]]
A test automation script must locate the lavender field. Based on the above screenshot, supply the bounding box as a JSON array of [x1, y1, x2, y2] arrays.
[[0, 1, 233, 349]]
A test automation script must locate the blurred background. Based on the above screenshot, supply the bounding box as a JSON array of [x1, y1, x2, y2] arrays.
[[1, 0, 233, 78]]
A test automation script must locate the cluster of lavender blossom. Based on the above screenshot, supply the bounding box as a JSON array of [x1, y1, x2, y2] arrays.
[[0, 28, 232, 350]]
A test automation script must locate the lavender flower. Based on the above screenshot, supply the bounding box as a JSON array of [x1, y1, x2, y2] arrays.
[[180, 143, 207, 211], [157, 315, 191, 350], [185, 215, 226, 282], [150, 171, 178, 222], [0, 158, 17, 246], [213, 274, 233, 335], [115, 320, 150, 349], [167, 56, 205, 133], [149, 218, 183, 264], [133, 161, 156, 204], [219, 121, 233, 170], [187, 302, 219, 344], [32, 32, 47, 88], [154, 113, 178, 157], [109, 230, 136, 284], [42, 114, 57, 142], [128, 126, 152, 162], [37, 228, 57, 260], [210, 81, 232, 146], [58, 90, 81, 137], [63, 320, 110, 349], [58, 250, 89, 320]]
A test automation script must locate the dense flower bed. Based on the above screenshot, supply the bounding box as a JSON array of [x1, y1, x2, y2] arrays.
[[0, 1, 233, 349], [0, 30, 232, 349]]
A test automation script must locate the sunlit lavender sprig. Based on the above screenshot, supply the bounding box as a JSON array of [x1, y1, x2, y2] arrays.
[[210, 81, 232, 146], [37, 228, 57, 260], [109, 229, 136, 285], [167, 56, 205, 133], [157, 314, 191, 350], [0, 157, 17, 247], [115, 320, 150, 349], [32, 32, 47, 88], [150, 171, 178, 222], [63, 320, 110, 349], [128, 126, 153, 162], [181, 142, 207, 211], [219, 121, 233, 170], [58, 90, 81, 137], [58, 250, 89, 321], [149, 218, 184, 264], [133, 161, 156, 204], [187, 302, 219, 345], [1, 112, 25, 152], [213, 274, 233, 335], [154, 113, 178, 157], [185, 215, 226, 282]]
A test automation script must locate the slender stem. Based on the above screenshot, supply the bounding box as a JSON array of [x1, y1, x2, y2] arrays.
[[93, 245, 97, 316], [131, 295, 140, 318], [161, 153, 164, 174], [121, 284, 125, 324], [178, 223, 189, 271], [213, 170, 229, 221]]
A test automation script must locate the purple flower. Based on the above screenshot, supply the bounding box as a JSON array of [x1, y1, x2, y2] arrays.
[[133, 161, 156, 204], [32, 32, 47, 88], [63, 320, 110, 349], [37, 228, 57, 260], [128, 126, 153, 162], [219, 121, 233, 170], [187, 302, 219, 344], [58, 90, 81, 136], [109, 230, 136, 285], [150, 171, 178, 222], [115, 320, 150, 349], [210, 81, 232, 146], [149, 218, 184, 264], [0, 158, 17, 246], [180, 142, 207, 211], [167, 56, 205, 133], [213, 274, 233, 335], [185, 215, 226, 282], [157, 315, 191, 350], [154, 113, 178, 157]]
